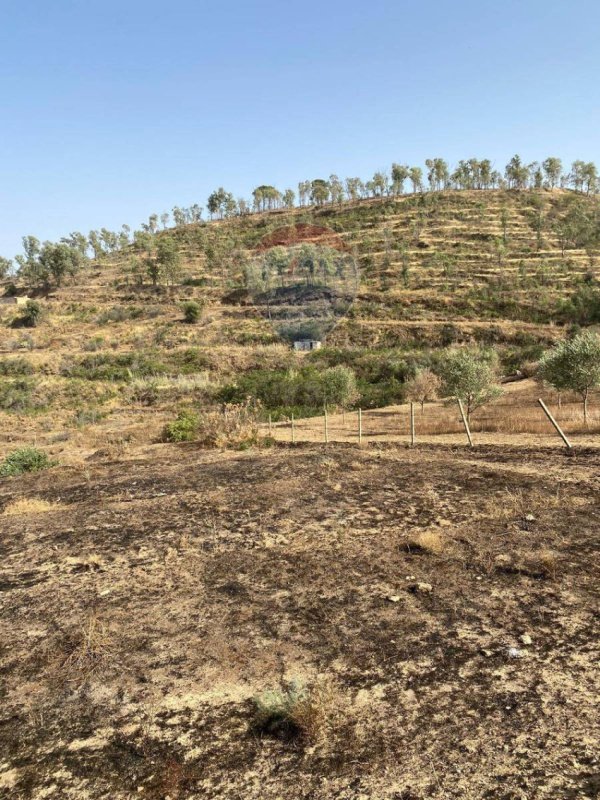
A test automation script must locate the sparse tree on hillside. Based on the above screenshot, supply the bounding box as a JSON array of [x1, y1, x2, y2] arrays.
[[38, 241, 85, 287], [371, 171, 389, 196], [538, 332, 600, 424], [133, 230, 154, 254], [542, 157, 562, 189], [60, 232, 88, 258], [160, 212, 170, 229], [172, 206, 186, 226], [310, 179, 330, 206], [408, 167, 423, 193], [391, 163, 409, 195], [345, 177, 364, 201], [405, 368, 442, 411], [439, 348, 502, 421], [298, 180, 311, 206], [237, 198, 251, 215], [329, 175, 344, 205], [505, 155, 530, 189], [425, 158, 449, 191], [0, 256, 12, 279], [156, 237, 181, 286], [189, 204, 203, 222], [282, 189, 295, 208], [207, 187, 235, 219]]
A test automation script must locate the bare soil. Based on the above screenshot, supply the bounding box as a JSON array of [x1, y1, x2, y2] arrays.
[[1, 442, 598, 799]]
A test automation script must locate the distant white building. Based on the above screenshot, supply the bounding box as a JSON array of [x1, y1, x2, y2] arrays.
[[293, 339, 322, 352]]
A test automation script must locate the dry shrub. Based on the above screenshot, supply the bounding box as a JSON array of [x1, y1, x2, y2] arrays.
[[406, 530, 446, 555], [252, 677, 389, 767], [523, 548, 559, 578], [482, 487, 563, 521], [61, 612, 115, 678], [494, 548, 559, 579], [196, 401, 261, 449], [3, 497, 61, 516], [253, 677, 353, 744]]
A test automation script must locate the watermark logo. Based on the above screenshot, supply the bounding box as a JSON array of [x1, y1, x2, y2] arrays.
[[244, 223, 359, 345]]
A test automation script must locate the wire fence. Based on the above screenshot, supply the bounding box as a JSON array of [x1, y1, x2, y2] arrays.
[[263, 389, 600, 450]]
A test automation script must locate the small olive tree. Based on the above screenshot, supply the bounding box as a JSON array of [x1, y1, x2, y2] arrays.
[[439, 348, 502, 421], [538, 331, 600, 424], [405, 368, 442, 411]]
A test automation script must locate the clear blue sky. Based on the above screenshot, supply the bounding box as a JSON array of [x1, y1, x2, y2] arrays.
[[1, 0, 599, 258]]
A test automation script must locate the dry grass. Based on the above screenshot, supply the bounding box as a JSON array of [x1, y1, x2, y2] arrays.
[[3, 497, 61, 516], [406, 529, 447, 555], [253, 677, 354, 745], [61, 612, 115, 678], [481, 486, 564, 521]]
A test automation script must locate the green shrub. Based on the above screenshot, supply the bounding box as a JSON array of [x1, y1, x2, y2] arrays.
[[14, 300, 42, 328], [97, 306, 144, 324], [162, 409, 199, 442], [0, 357, 35, 376], [0, 379, 35, 411], [217, 365, 358, 413], [0, 447, 55, 477], [182, 301, 202, 324], [62, 353, 167, 382]]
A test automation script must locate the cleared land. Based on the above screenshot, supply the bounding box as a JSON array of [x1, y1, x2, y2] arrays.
[[1, 442, 599, 799]]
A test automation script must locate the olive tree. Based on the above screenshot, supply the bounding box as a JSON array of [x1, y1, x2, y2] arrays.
[[405, 368, 442, 411], [0, 256, 12, 279], [538, 332, 600, 424], [156, 237, 181, 285], [439, 348, 502, 421]]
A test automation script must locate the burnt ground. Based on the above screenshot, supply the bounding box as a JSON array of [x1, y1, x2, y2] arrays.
[[0, 442, 598, 799]]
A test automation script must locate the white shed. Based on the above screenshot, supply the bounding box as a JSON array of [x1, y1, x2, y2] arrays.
[[293, 340, 322, 352]]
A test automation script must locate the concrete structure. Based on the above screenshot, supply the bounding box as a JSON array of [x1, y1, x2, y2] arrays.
[[293, 339, 322, 352], [0, 295, 29, 306]]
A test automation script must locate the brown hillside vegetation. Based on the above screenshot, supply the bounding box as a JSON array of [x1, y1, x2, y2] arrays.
[[1, 189, 600, 461]]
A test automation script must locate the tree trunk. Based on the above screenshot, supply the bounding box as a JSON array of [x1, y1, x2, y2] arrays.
[[583, 390, 589, 427]]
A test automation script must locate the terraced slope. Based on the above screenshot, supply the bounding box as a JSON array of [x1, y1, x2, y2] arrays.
[[0, 189, 599, 460]]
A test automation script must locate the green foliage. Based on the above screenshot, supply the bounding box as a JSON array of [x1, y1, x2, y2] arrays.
[[0, 256, 13, 279], [0, 446, 55, 477], [253, 681, 308, 737], [14, 300, 42, 328], [162, 409, 199, 442], [0, 357, 35, 376], [438, 347, 502, 419], [182, 300, 202, 324], [538, 332, 600, 420], [0, 379, 35, 412], [156, 237, 181, 285], [217, 364, 358, 416], [62, 353, 167, 382], [97, 306, 144, 324]]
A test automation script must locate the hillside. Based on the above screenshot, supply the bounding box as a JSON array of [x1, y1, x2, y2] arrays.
[[1, 188, 600, 460], [1, 189, 600, 798]]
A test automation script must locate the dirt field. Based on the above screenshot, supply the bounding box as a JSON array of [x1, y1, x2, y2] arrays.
[[1, 441, 598, 799]]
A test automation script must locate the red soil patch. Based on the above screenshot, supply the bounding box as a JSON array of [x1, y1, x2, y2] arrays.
[[256, 223, 348, 252]]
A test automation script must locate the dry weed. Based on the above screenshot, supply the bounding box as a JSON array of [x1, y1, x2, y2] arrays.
[[61, 612, 115, 678], [406, 530, 446, 555], [3, 497, 61, 516]]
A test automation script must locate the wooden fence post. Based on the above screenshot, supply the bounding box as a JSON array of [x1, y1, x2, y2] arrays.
[[538, 399, 572, 450], [410, 402, 415, 447], [324, 404, 329, 444], [358, 408, 362, 446], [291, 413, 295, 444], [268, 414, 272, 434], [457, 398, 474, 447]]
